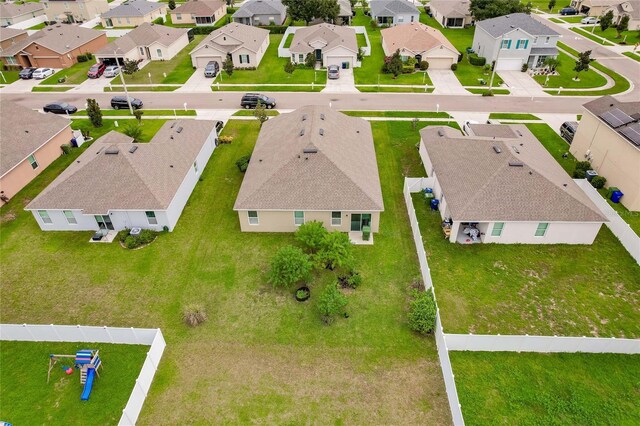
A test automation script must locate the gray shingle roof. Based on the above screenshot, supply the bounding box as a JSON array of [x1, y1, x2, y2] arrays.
[[232, 0, 285, 18], [477, 13, 559, 38], [101, 0, 165, 18], [429, 0, 471, 18], [370, 0, 420, 16], [170, 0, 225, 17], [96, 23, 189, 56], [289, 24, 357, 54], [190, 22, 269, 54], [419, 125, 606, 222], [234, 106, 384, 212]]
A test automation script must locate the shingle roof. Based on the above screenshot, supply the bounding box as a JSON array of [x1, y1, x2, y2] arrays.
[[477, 13, 559, 38], [338, 0, 352, 17], [0, 2, 43, 18], [381, 22, 458, 56], [190, 22, 269, 54], [0, 27, 27, 43], [370, 0, 420, 16], [429, 0, 471, 18], [170, 0, 225, 17], [289, 24, 357, 54], [582, 95, 640, 149], [26, 120, 217, 214], [95, 23, 189, 56], [2, 25, 104, 56], [234, 106, 384, 212], [101, 0, 165, 18], [419, 125, 606, 222], [232, 0, 285, 18], [0, 100, 71, 177]]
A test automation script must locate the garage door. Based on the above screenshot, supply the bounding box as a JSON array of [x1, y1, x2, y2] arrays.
[[325, 56, 353, 68], [194, 56, 222, 68], [33, 57, 63, 68], [426, 57, 454, 70], [496, 58, 523, 71]]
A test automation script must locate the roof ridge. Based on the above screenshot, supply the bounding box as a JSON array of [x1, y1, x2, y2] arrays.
[[120, 145, 166, 208]]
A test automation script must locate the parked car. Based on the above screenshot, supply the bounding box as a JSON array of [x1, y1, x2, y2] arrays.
[[18, 67, 37, 79], [560, 121, 579, 144], [43, 102, 78, 115], [560, 7, 578, 15], [103, 65, 120, 78], [32, 68, 54, 79], [110, 96, 143, 110], [204, 61, 219, 78], [462, 120, 479, 136], [240, 93, 276, 109], [87, 62, 106, 79], [327, 65, 340, 80], [581, 16, 600, 24]]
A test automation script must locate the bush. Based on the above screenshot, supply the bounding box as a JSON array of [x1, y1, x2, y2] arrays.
[[402, 65, 414, 74], [575, 161, 591, 171], [77, 54, 88, 63], [408, 290, 436, 335], [573, 169, 586, 179], [468, 53, 486, 66], [86, 53, 93, 60], [591, 175, 607, 189], [406, 57, 417, 67], [268, 245, 312, 288], [235, 155, 250, 172], [339, 270, 362, 289], [60, 144, 72, 154], [257, 24, 288, 34], [314, 231, 353, 271], [419, 60, 429, 71], [183, 304, 207, 327], [521, 63, 528, 72], [218, 135, 233, 144], [152, 16, 164, 25], [119, 229, 158, 249], [317, 283, 348, 324], [295, 221, 328, 252], [450, 63, 458, 71]]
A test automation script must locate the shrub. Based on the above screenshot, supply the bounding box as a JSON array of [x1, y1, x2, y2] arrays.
[[218, 135, 233, 144], [408, 290, 436, 335], [591, 175, 607, 189], [468, 53, 486, 66], [257, 24, 288, 34], [235, 155, 250, 172], [77, 54, 88, 63], [339, 270, 362, 289], [419, 60, 429, 71], [183, 304, 207, 327], [402, 65, 414, 74], [314, 231, 353, 271], [153, 16, 164, 24], [123, 123, 142, 142], [190, 26, 217, 35], [521, 63, 528, 72], [296, 221, 328, 252], [573, 169, 587, 179], [406, 57, 417, 67], [317, 283, 347, 324], [482, 89, 494, 96], [133, 109, 143, 123], [119, 229, 158, 249], [305, 52, 316, 68], [168, 0, 176, 10], [268, 245, 312, 288], [60, 144, 72, 154], [575, 161, 592, 171], [86, 53, 93, 60], [450, 63, 458, 71]]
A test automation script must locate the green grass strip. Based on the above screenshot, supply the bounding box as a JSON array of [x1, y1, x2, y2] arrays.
[[489, 113, 541, 120], [341, 111, 452, 118]]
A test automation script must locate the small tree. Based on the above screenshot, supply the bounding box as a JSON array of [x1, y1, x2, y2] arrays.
[[86, 98, 102, 128], [305, 52, 316, 68], [168, 0, 176, 10], [547, 0, 555, 11], [616, 15, 629, 39], [295, 221, 328, 252], [573, 50, 591, 80], [124, 123, 142, 142], [543, 56, 560, 71], [268, 245, 312, 288], [133, 109, 143, 123], [600, 10, 614, 32], [315, 231, 353, 271], [317, 283, 347, 324], [284, 61, 295, 76], [254, 101, 269, 127], [122, 58, 139, 75], [357, 47, 364, 62], [407, 290, 437, 335], [388, 49, 403, 78], [591, 175, 607, 189], [223, 55, 234, 77]]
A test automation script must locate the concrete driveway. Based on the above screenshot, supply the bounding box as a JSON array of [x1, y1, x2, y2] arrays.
[[498, 71, 549, 97], [73, 75, 118, 93], [322, 68, 358, 93], [176, 70, 212, 93], [428, 70, 469, 95], [0, 72, 60, 93]]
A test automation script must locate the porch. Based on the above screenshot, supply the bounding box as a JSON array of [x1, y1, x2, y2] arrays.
[[349, 231, 374, 245]]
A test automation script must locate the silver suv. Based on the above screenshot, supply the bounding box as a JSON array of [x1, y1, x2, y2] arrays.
[[204, 61, 219, 78]]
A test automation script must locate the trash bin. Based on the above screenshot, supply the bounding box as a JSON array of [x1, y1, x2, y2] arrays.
[[430, 199, 440, 211], [362, 226, 371, 241], [611, 190, 624, 204], [586, 170, 598, 181]]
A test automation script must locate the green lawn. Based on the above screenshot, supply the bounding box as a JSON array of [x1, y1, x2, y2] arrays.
[[533, 51, 608, 88], [358, 86, 435, 93], [585, 25, 640, 45], [283, 32, 294, 48], [560, 16, 585, 23], [342, 110, 452, 118], [525, 123, 576, 173], [466, 88, 510, 95], [0, 119, 457, 424], [598, 189, 640, 236], [70, 118, 167, 142], [549, 17, 564, 23], [0, 342, 148, 425], [76, 109, 196, 116], [0, 70, 20, 85], [571, 27, 615, 46], [623, 51, 640, 62], [165, 12, 230, 29], [357, 33, 367, 48], [232, 109, 280, 116], [105, 85, 178, 92], [32, 86, 73, 92], [451, 352, 640, 425], [28, 22, 47, 29], [489, 113, 541, 120], [213, 84, 324, 92], [41, 61, 93, 85]]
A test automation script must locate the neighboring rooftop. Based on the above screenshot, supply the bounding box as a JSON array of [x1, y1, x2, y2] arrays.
[[191, 22, 269, 54], [232, 0, 286, 18], [477, 13, 559, 38], [0, 2, 43, 19], [338, 0, 352, 16], [0, 27, 27, 43], [96, 23, 189, 55], [101, 0, 165, 18], [381, 22, 457, 54], [370, 0, 420, 16], [26, 120, 217, 214], [420, 125, 606, 222], [234, 106, 384, 212], [1, 25, 104, 56], [0, 100, 71, 177], [289, 23, 357, 54], [429, 0, 471, 17], [170, 0, 226, 16], [583, 95, 640, 148]]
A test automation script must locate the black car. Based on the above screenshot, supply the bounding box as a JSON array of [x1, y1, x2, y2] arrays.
[[19, 67, 37, 79], [240, 93, 276, 109], [110, 96, 143, 110], [560, 7, 578, 15], [43, 102, 78, 115]]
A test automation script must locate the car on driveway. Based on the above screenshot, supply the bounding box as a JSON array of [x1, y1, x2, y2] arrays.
[[32, 68, 54, 79], [204, 61, 219, 78], [19, 67, 37, 79], [240, 93, 276, 109], [327, 65, 340, 80], [87, 62, 106, 78], [103, 65, 120, 78], [110, 96, 143, 110], [560, 121, 579, 144], [581, 16, 600, 24], [560, 7, 578, 15], [43, 102, 78, 115]]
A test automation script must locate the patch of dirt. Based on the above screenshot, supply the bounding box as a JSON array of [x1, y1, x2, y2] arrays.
[[0, 212, 16, 224]]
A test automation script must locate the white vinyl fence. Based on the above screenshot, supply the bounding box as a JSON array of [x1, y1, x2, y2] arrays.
[[0, 324, 166, 426], [403, 177, 435, 290]]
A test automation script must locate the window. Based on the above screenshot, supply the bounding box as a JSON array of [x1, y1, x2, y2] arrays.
[[299, 54, 304, 62], [64, 210, 77, 225], [6, 56, 16, 65], [126, 17, 130, 24], [38, 210, 52, 224], [545, 37, 550, 44], [331, 212, 341, 226], [248, 210, 258, 225], [411, 15, 414, 22], [491, 222, 504, 237], [176, 13, 182, 20], [146, 211, 158, 225], [398, 16, 404, 23], [269, 16, 275, 23], [27, 154, 38, 170], [239, 54, 250, 64], [534, 37, 538, 44], [516, 39, 529, 49], [139, 47, 144, 55], [501, 39, 512, 49], [294, 211, 304, 226], [156, 49, 162, 58], [117, 18, 122, 24], [535, 222, 549, 237], [193, 161, 198, 173]]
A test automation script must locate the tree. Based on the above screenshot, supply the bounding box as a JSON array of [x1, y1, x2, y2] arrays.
[[268, 245, 312, 288], [543, 56, 560, 71], [600, 10, 614, 32], [387, 49, 403, 78], [284, 61, 295, 76], [253, 101, 269, 127], [357, 47, 364, 62], [547, 0, 555, 11], [223, 55, 234, 77], [122, 58, 139, 75], [318, 0, 340, 23], [316, 283, 347, 324], [349, 0, 357, 7], [573, 50, 591, 80], [86, 98, 102, 128], [315, 231, 353, 270], [296, 221, 328, 252], [133, 109, 143, 123], [469, 0, 525, 21], [407, 290, 437, 335], [616, 15, 630, 39], [282, 0, 339, 25], [168, 0, 176, 10], [305, 52, 316, 68], [123, 123, 142, 142]]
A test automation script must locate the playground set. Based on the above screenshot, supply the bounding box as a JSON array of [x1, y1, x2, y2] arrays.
[[47, 349, 102, 400]]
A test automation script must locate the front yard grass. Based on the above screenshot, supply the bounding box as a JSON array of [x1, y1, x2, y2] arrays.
[[525, 123, 576, 174], [342, 110, 452, 118], [76, 109, 196, 116], [0, 119, 456, 424], [584, 25, 640, 45], [570, 27, 615, 46], [0, 341, 148, 425], [232, 109, 280, 116], [560, 16, 586, 23], [32, 86, 73, 92], [70, 118, 167, 142], [0, 70, 20, 85], [623, 51, 640, 62], [41, 61, 94, 85], [533, 51, 608, 88], [451, 352, 640, 425], [489, 113, 541, 120]]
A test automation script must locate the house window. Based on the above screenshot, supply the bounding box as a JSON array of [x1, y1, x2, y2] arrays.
[[516, 39, 529, 49], [331, 212, 341, 226], [146, 211, 158, 225], [299, 54, 304, 62], [176, 13, 182, 20], [411, 15, 414, 22], [27, 154, 38, 169], [139, 47, 144, 55], [545, 37, 550, 44], [491, 222, 504, 237], [501, 39, 512, 49], [156, 49, 162, 58], [64, 210, 77, 225], [269, 16, 275, 23], [193, 161, 198, 173], [398, 16, 404, 23], [239, 54, 250, 64], [535, 222, 549, 237], [6, 56, 17, 65], [534, 37, 538, 43], [126, 18, 130, 24], [38, 210, 52, 224], [294, 211, 304, 226], [117, 18, 122, 24], [248, 210, 259, 225]]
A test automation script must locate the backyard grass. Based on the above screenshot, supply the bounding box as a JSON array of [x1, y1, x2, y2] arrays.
[[489, 113, 541, 120], [41, 62, 93, 85], [0, 119, 456, 424], [598, 189, 640, 236], [533, 51, 608, 88], [70, 118, 168, 143], [451, 352, 640, 425], [342, 110, 452, 118], [549, 17, 564, 23], [584, 25, 640, 45], [525, 123, 576, 173], [0, 70, 20, 85], [357, 33, 367, 48], [0, 341, 148, 425], [283, 32, 294, 48], [27, 22, 47, 30], [570, 27, 615, 46], [164, 11, 230, 29], [76, 109, 196, 117], [623, 51, 640, 62]]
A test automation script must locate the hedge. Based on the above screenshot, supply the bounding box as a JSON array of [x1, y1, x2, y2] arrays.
[[257, 24, 288, 34], [468, 53, 486, 66]]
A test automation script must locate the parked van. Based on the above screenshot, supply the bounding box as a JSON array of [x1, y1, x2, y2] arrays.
[[560, 121, 579, 144]]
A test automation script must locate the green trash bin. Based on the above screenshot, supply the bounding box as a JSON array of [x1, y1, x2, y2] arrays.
[[362, 226, 371, 241]]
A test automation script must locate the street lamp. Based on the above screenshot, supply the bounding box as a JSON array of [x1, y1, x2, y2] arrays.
[[113, 51, 134, 114]]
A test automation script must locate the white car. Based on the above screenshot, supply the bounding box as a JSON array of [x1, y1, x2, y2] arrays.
[[32, 68, 54, 79], [103, 65, 120, 78], [581, 17, 600, 24]]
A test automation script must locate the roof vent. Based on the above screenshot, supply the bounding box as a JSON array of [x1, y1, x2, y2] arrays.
[[437, 129, 444, 137], [129, 146, 138, 154], [508, 161, 524, 167], [492, 145, 502, 153], [319, 128, 324, 136], [176, 127, 183, 133], [516, 130, 523, 137], [511, 145, 520, 154], [299, 129, 305, 136], [303, 148, 318, 154], [105, 147, 119, 155], [320, 113, 325, 120], [302, 114, 308, 121]]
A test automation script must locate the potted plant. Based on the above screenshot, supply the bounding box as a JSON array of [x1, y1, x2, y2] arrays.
[[295, 286, 311, 302]]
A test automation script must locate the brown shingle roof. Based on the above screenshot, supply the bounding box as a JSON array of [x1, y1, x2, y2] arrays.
[[170, 0, 225, 16], [420, 125, 606, 223], [0, 2, 43, 18], [2, 25, 104, 56], [381, 22, 458, 56], [429, 0, 471, 18], [95, 23, 189, 56], [289, 23, 357, 54], [0, 27, 27, 43], [234, 106, 384, 212]]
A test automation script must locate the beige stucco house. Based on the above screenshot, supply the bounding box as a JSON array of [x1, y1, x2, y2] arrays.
[[234, 106, 384, 239], [169, 0, 227, 26], [429, 0, 473, 28], [42, 0, 109, 24], [0, 100, 73, 205], [381, 22, 459, 69], [189, 22, 269, 69], [570, 96, 640, 211], [419, 124, 607, 244], [289, 24, 358, 68], [100, 0, 167, 28], [0, 2, 45, 27]]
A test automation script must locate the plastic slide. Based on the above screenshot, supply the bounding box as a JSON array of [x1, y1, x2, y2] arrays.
[[80, 368, 95, 401]]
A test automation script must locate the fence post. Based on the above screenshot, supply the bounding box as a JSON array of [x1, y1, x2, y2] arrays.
[[135, 379, 148, 397], [131, 327, 139, 344], [77, 325, 87, 341], [50, 324, 62, 341]]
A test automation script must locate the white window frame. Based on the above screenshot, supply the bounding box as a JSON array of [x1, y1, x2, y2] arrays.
[[28, 154, 38, 170], [294, 211, 304, 226], [535, 222, 549, 237], [501, 39, 511, 49], [156, 48, 162, 58], [176, 13, 182, 20], [331, 212, 341, 226], [299, 53, 303, 62], [491, 222, 504, 237], [248, 210, 259, 225], [239, 54, 250, 64], [146, 211, 158, 225], [545, 37, 550, 44], [139, 47, 144, 55], [63, 210, 77, 225], [38, 210, 52, 224]]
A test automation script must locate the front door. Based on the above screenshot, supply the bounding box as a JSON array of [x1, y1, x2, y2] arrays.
[[145, 47, 151, 60], [95, 215, 114, 230], [315, 49, 322, 61]]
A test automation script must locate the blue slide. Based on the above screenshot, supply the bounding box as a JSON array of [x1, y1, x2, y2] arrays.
[[80, 368, 95, 401]]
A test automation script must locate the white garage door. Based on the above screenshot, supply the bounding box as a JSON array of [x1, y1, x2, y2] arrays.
[[426, 57, 454, 70], [194, 56, 222, 68], [496, 58, 523, 71], [325, 56, 353, 68]]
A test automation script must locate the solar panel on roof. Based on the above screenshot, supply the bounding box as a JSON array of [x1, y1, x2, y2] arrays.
[[599, 108, 634, 128], [619, 123, 640, 147]]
